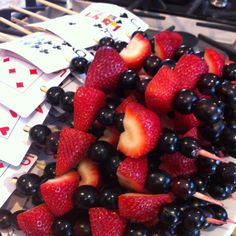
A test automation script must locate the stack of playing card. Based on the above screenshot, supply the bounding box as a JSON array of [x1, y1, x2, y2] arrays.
[[0, 2, 148, 208]]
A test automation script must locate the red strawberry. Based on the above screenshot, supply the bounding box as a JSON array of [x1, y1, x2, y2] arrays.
[[204, 48, 225, 77], [154, 31, 183, 60], [56, 127, 95, 176], [99, 126, 120, 146], [182, 127, 199, 139], [40, 171, 79, 216], [117, 156, 148, 192], [74, 86, 106, 132], [175, 54, 208, 90], [120, 33, 151, 70], [145, 66, 178, 115], [117, 102, 161, 158], [118, 193, 174, 223], [17, 204, 54, 236], [77, 158, 101, 188], [85, 47, 128, 92], [89, 207, 126, 236], [174, 112, 200, 134], [161, 152, 197, 175], [116, 95, 137, 113]]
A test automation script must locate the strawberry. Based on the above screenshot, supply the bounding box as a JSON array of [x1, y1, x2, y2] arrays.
[[120, 33, 151, 70], [174, 112, 200, 134], [117, 102, 161, 158], [85, 47, 128, 92], [116, 94, 137, 113], [118, 193, 174, 223], [204, 48, 225, 77], [117, 156, 148, 192], [56, 127, 95, 176], [175, 54, 208, 90], [161, 152, 197, 175], [154, 31, 183, 60], [145, 66, 178, 115], [17, 204, 54, 236], [182, 127, 199, 139], [99, 126, 120, 146], [77, 158, 101, 188], [74, 86, 106, 132], [89, 207, 126, 236], [40, 171, 79, 216]]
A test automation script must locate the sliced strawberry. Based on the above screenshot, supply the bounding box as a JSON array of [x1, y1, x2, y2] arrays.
[[175, 54, 208, 90], [116, 95, 137, 113], [120, 33, 151, 70], [99, 126, 120, 146], [204, 48, 225, 77], [74, 86, 106, 132], [77, 158, 100, 188], [17, 204, 54, 236], [154, 31, 183, 60], [85, 47, 128, 92], [56, 127, 95, 176], [182, 127, 199, 139], [117, 156, 147, 192], [174, 112, 200, 134], [40, 171, 79, 217], [89, 207, 126, 236], [145, 66, 178, 115], [117, 102, 161, 158], [118, 193, 174, 223]]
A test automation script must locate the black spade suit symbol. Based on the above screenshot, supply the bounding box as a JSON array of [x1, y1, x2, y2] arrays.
[[120, 13, 128, 18]]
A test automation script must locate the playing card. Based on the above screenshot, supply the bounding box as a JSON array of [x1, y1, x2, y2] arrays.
[[0, 51, 71, 118], [80, 3, 149, 40], [28, 15, 104, 49], [0, 154, 37, 208], [0, 102, 50, 166], [0, 31, 91, 74]]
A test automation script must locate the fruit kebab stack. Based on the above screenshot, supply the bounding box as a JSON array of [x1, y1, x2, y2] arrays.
[[2, 30, 236, 236]]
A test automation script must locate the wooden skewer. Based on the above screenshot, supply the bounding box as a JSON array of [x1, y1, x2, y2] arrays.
[[0, 17, 32, 35], [11, 17, 28, 26], [36, 0, 77, 15], [10, 5, 49, 21], [0, 32, 17, 41]]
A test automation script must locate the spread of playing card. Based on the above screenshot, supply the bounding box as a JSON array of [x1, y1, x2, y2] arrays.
[[80, 3, 149, 40], [0, 51, 71, 117], [0, 31, 93, 74], [0, 102, 50, 166]]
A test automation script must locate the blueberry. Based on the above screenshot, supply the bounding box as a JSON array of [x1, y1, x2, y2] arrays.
[[99, 37, 115, 47], [119, 70, 140, 90], [143, 55, 161, 76], [174, 45, 194, 60], [46, 86, 65, 105], [114, 41, 128, 52], [29, 124, 51, 145], [197, 73, 220, 95], [70, 57, 88, 74], [223, 63, 236, 81], [97, 107, 116, 126]]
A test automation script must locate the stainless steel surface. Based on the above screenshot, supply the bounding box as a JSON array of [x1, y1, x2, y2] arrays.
[[210, 0, 228, 8]]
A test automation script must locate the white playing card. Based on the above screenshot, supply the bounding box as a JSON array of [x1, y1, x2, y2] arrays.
[[0, 154, 38, 207], [0, 51, 71, 118], [0, 102, 50, 166], [28, 15, 103, 49], [80, 3, 149, 40], [0, 31, 81, 74]]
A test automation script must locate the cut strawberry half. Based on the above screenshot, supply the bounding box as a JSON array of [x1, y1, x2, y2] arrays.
[[118, 193, 174, 223], [117, 102, 161, 158], [116, 94, 137, 114], [74, 86, 106, 132], [56, 127, 96, 176], [77, 158, 101, 188], [85, 47, 128, 92], [204, 48, 225, 77], [174, 112, 200, 134], [40, 171, 79, 217], [120, 33, 151, 70], [175, 54, 209, 90], [117, 156, 148, 192], [17, 204, 54, 236], [154, 31, 183, 60], [89, 207, 126, 236], [145, 65, 179, 115]]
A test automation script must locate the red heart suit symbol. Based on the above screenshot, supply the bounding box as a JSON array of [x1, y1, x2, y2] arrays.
[[0, 127, 9, 136], [0, 162, 4, 168], [9, 110, 17, 118]]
